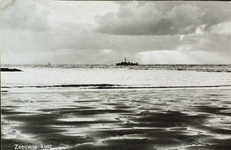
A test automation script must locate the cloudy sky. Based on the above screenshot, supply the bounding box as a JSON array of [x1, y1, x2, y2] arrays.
[[1, 0, 231, 64]]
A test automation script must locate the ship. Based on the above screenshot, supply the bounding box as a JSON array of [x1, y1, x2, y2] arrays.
[[116, 57, 138, 66]]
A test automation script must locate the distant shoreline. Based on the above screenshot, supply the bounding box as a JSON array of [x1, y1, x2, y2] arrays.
[[1, 68, 22, 72]]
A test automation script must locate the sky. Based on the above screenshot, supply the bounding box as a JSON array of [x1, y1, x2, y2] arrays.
[[1, 0, 231, 64]]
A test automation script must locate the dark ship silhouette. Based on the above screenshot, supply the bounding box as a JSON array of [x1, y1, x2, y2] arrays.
[[116, 57, 138, 66]]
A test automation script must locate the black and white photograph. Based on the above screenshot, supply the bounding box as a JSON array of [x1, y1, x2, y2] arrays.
[[1, 0, 231, 149]]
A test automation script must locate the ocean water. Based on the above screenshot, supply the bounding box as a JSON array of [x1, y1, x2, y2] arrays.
[[1, 64, 231, 150], [1, 64, 231, 91]]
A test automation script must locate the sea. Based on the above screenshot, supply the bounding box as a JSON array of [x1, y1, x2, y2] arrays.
[[1, 64, 231, 150], [1, 64, 231, 90]]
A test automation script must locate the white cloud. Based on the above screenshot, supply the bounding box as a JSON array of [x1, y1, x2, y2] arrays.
[[1, 0, 231, 64], [210, 21, 231, 34], [96, 2, 231, 35], [137, 50, 231, 64]]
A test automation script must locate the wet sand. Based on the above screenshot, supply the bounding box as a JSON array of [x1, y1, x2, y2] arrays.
[[1, 88, 231, 150]]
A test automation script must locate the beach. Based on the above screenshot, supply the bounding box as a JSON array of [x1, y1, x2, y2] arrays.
[[1, 64, 231, 150], [2, 1, 231, 149]]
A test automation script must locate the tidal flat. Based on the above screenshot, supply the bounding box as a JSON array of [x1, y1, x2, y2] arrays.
[[1, 88, 231, 150]]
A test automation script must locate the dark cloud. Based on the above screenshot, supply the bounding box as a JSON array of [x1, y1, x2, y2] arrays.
[[95, 2, 231, 35]]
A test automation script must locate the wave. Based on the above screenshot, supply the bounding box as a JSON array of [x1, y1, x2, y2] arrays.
[[2, 84, 231, 90]]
